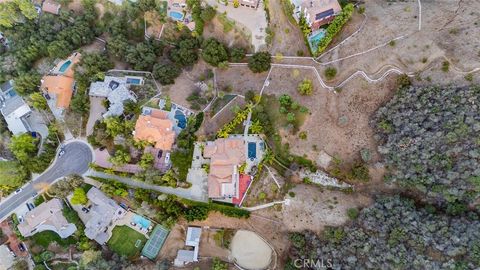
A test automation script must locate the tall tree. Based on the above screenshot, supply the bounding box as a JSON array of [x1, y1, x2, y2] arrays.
[[201, 38, 228, 67], [14, 72, 41, 96], [9, 133, 38, 163], [153, 63, 180, 85], [248, 52, 271, 73], [29, 92, 47, 110]]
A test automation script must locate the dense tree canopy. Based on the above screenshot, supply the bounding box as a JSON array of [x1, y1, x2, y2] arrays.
[[230, 47, 246, 62], [153, 63, 181, 85], [13, 71, 41, 96], [169, 36, 200, 67], [1, 1, 97, 74], [0, 0, 38, 28], [287, 196, 480, 269], [248, 51, 271, 73], [201, 38, 228, 67], [374, 85, 480, 206], [9, 133, 38, 163]]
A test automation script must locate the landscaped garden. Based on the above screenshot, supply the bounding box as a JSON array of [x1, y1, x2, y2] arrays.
[[107, 226, 147, 258]]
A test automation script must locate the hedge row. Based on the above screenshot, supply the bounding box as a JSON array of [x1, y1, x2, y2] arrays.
[[181, 199, 251, 218], [315, 3, 354, 55]]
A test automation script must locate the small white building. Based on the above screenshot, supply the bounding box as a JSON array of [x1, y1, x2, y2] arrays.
[[174, 227, 202, 266]]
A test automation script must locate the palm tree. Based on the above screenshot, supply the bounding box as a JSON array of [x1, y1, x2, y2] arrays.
[[249, 120, 264, 134]]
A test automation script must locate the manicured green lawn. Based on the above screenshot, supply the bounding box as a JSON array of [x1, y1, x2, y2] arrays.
[[107, 226, 147, 258]]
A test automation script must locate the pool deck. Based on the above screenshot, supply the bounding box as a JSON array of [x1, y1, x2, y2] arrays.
[[110, 211, 151, 239]]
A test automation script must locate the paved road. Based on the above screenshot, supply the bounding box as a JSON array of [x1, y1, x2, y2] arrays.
[[0, 141, 93, 221]]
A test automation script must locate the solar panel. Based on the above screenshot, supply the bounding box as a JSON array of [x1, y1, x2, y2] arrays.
[[315, 8, 334, 21]]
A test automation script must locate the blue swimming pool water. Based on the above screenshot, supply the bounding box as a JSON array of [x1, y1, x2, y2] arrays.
[[58, 60, 72, 73], [169, 11, 184, 21], [308, 29, 326, 52], [7, 90, 17, 97], [126, 78, 141, 85], [174, 110, 187, 129], [248, 142, 256, 160], [132, 214, 151, 229]]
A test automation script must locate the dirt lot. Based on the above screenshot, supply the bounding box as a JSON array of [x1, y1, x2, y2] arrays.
[[316, 0, 480, 83], [267, 0, 309, 56], [282, 184, 372, 234], [165, 60, 213, 111], [203, 16, 252, 52], [215, 65, 269, 96], [242, 168, 284, 207]]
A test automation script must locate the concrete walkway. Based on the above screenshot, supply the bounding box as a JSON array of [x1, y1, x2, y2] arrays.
[[242, 200, 289, 211], [86, 170, 208, 202]]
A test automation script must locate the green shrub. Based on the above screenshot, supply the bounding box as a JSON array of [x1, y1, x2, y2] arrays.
[[324, 67, 337, 80], [289, 232, 306, 248], [346, 208, 359, 219], [297, 79, 313, 95], [442, 61, 450, 72]]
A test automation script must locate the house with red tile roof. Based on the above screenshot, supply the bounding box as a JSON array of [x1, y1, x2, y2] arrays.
[[204, 138, 246, 200], [40, 52, 81, 118], [200, 135, 265, 205], [133, 108, 176, 151]]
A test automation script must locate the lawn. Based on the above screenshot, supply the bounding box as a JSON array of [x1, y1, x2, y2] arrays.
[[30, 231, 76, 248], [107, 226, 147, 258]]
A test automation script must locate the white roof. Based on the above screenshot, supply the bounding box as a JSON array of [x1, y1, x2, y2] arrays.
[[186, 227, 202, 246], [176, 250, 196, 262], [89, 76, 138, 118], [4, 105, 30, 135]]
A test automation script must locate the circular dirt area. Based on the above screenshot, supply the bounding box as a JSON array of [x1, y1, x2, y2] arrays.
[[230, 230, 272, 270]]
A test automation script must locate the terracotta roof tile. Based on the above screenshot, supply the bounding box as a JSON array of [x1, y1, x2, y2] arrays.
[[205, 138, 245, 198], [134, 114, 175, 150], [41, 76, 74, 109]]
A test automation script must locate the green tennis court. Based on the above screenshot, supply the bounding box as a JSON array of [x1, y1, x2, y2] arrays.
[[142, 225, 169, 260]]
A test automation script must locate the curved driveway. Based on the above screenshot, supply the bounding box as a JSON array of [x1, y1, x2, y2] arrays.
[[0, 141, 93, 221]]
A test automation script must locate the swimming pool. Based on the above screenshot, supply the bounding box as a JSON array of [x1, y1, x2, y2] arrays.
[[169, 11, 184, 21], [308, 29, 326, 52], [126, 77, 142, 85], [174, 110, 187, 129], [132, 214, 151, 229], [7, 90, 17, 97], [248, 142, 256, 160], [58, 60, 72, 73]]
